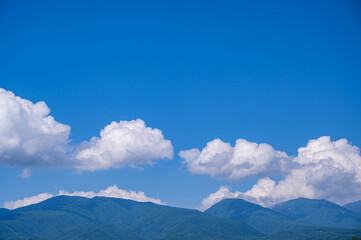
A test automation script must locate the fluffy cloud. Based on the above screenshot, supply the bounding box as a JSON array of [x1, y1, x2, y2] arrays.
[[3, 192, 54, 210], [74, 119, 173, 171], [3, 185, 165, 210], [180, 138, 290, 180], [0, 88, 173, 171], [244, 136, 361, 206], [0, 88, 71, 167], [199, 137, 361, 209], [198, 186, 243, 211]]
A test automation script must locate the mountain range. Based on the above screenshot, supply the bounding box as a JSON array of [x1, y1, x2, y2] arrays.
[[1, 196, 361, 240]]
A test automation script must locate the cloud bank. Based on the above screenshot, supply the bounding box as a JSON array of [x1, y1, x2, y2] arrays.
[[3, 185, 165, 210], [0, 88, 173, 171], [195, 136, 361, 209]]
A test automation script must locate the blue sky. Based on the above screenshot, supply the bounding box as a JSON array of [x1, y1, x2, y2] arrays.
[[0, 0, 361, 209]]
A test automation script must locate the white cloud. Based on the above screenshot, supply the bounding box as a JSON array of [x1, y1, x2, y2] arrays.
[[180, 138, 290, 180], [3, 185, 165, 210], [0, 88, 173, 171], [199, 137, 361, 209], [74, 119, 173, 171], [3, 192, 54, 210], [198, 182, 280, 211], [198, 186, 243, 211], [19, 168, 32, 178], [243, 136, 361, 206], [0, 88, 71, 167]]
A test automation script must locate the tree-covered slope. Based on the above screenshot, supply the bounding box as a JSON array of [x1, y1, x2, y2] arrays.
[[0, 196, 263, 240], [345, 200, 361, 216], [205, 198, 313, 234], [273, 198, 361, 229], [268, 227, 361, 240], [2, 196, 361, 240]]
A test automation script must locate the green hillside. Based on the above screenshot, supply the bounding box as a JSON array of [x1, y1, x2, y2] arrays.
[[345, 200, 361, 216], [0, 196, 262, 240], [268, 227, 361, 240], [205, 198, 313, 234], [273, 198, 361, 229], [1, 196, 361, 240]]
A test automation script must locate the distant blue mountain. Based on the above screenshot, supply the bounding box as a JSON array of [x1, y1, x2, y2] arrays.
[[1, 196, 361, 240], [272, 198, 361, 229], [0, 195, 262, 240], [345, 200, 361, 216], [205, 198, 313, 234]]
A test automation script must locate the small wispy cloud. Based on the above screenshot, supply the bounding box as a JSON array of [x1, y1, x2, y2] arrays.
[[19, 168, 32, 178]]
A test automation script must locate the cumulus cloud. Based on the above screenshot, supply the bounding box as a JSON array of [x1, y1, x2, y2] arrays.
[[0, 88, 71, 167], [180, 138, 290, 180], [0, 88, 173, 171], [74, 119, 173, 171], [199, 137, 361, 209], [3, 185, 165, 210], [198, 186, 243, 211], [244, 136, 361, 206]]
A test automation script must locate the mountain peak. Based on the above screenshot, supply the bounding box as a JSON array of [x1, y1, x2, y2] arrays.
[[205, 197, 311, 234], [273, 198, 348, 213], [273, 198, 361, 229], [344, 200, 361, 216]]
